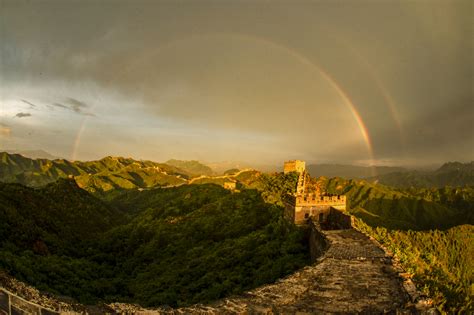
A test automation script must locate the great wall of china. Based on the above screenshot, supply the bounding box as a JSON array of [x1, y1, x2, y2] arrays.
[[0, 161, 434, 314]]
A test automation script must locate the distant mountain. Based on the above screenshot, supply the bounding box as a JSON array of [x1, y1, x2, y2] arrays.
[[165, 159, 214, 176], [206, 161, 278, 174], [372, 161, 474, 188], [318, 176, 474, 230], [436, 161, 474, 173], [306, 163, 406, 179], [0, 152, 265, 195], [0, 152, 190, 193], [4, 149, 60, 160]]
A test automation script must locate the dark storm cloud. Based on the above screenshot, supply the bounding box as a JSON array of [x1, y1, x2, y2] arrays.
[[66, 98, 88, 113], [15, 112, 32, 118], [52, 103, 69, 110], [52, 98, 95, 116], [0, 0, 472, 164], [21, 99, 37, 108]]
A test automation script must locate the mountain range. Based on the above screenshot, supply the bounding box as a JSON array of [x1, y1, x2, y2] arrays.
[[0, 152, 472, 311], [3, 149, 60, 160], [0, 152, 223, 194], [370, 161, 474, 188], [0, 177, 308, 307], [306, 163, 406, 179], [307, 162, 474, 188], [1, 152, 473, 195]]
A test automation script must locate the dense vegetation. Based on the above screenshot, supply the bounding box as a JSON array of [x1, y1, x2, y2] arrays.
[[165, 159, 214, 176], [355, 220, 473, 313], [307, 161, 474, 188], [318, 176, 473, 230], [0, 179, 123, 257], [371, 161, 474, 188], [0, 152, 193, 191], [314, 176, 473, 312], [0, 152, 472, 312], [0, 179, 309, 306], [306, 163, 405, 179]]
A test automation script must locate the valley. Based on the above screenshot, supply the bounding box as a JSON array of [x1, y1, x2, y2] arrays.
[[0, 153, 472, 313]]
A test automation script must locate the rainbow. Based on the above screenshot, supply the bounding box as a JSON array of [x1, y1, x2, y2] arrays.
[[71, 32, 379, 167]]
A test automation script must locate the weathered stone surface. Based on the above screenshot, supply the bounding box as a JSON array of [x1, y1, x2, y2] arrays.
[[110, 229, 413, 314]]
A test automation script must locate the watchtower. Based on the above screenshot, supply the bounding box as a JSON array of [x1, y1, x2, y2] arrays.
[[283, 160, 350, 229]]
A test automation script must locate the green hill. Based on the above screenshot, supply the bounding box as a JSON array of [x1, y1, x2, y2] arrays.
[[306, 163, 406, 179], [316, 176, 473, 230], [0, 152, 190, 192], [165, 159, 214, 176], [4, 149, 60, 160], [355, 220, 473, 313], [0, 161, 472, 312], [314, 176, 473, 312], [371, 162, 474, 188], [0, 179, 123, 257], [0, 180, 309, 306]]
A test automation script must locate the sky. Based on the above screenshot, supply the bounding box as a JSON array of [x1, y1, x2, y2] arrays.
[[0, 0, 472, 167]]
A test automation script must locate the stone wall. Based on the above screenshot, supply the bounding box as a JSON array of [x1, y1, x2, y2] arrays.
[[307, 219, 329, 262], [327, 207, 354, 230]]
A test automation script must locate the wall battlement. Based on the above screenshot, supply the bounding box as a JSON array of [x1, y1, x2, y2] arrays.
[[291, 194, 346, 206]]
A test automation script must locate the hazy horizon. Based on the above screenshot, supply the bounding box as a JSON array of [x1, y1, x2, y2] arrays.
[[1, 0, 473, 167], [2, 148, 470, 172]]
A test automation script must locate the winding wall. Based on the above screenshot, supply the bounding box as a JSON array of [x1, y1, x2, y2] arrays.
[[1, 223, 429, 314]]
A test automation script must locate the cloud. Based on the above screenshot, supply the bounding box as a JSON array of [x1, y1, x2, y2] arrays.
[[52, 103, 69, 110], [21, 99, 37, 108], [52, 98, 95, 116], [0, 124, 11, 137], [66, 97, 88, 113], [15, 112, 32, 118], [0, 1, 471, 164]]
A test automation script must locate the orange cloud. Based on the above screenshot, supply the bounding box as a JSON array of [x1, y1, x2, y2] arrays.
[[0, 127, 11, 137]]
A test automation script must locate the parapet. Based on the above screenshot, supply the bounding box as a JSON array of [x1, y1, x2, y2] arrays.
[[286, 193, 345, 206], [297, 194, 346, 205]]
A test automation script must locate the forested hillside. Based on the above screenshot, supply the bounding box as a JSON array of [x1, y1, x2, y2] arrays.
[[318, 177, 473, 230], [356, 220, 473, 313], [0, 155, 472, 312], [0, 152, 195, 191], [372, 161, 474, 188], [165, 159, 214, 176], [0, 179, 123, 257], [306, 163, 405, 179], [0, 180, 309, 307], [314, 176, 473, 312]]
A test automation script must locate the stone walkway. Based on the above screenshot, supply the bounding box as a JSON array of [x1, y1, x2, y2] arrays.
[[111, 229, 412, 314]]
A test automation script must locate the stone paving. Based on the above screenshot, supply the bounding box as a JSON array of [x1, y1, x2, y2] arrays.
[[110, 229, 414, 314]]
